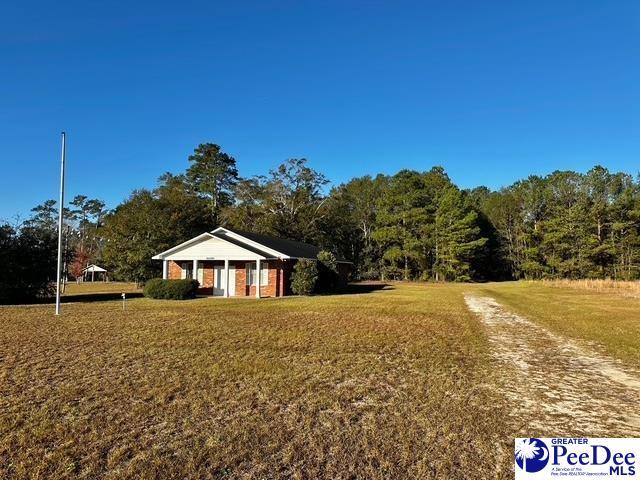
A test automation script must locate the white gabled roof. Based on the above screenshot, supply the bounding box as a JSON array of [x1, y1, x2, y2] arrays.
[[82, 264, 107, 273], [210, 227, 290, 259], [152, 227, 352, 263], [151, 229, 286, 260], [151, 233, 215, 259]]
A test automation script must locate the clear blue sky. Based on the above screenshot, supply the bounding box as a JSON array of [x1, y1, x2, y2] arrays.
[[1, 0, 638, 221]]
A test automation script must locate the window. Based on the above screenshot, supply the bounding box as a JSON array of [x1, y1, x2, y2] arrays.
[[246, 262, 269, 286], [246, 263, 255, 286], [182, 262, 193, 280]]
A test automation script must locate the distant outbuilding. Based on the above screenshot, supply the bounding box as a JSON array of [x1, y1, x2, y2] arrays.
[[81, 264, 109, 282]]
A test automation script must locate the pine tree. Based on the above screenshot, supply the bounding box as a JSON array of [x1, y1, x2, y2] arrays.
[[373, 170, 431, 280], [434, 188, 487, 281], [186, 143, 239, 227]]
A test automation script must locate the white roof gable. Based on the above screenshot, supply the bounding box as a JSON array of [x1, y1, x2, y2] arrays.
[[211, 227, 290, 258], [152, 233, 276, 261], [82, 264, 107, 273]]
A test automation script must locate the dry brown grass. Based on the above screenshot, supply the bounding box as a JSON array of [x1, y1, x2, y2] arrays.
[[0, 283, 513, 479], [540, 278, 640, 297], [480, 281, 640, 366], [62, 282, 141, 296]]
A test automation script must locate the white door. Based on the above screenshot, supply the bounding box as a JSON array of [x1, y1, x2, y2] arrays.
[[228, 265, 235, 296], [197, 264, 204, 285], [213, 265, 224, 296]]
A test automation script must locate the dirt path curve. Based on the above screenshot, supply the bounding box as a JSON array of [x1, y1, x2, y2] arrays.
[[464, 294, 640, 436]]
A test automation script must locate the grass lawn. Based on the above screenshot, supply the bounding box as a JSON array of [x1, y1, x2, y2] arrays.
[[62, 282, 142, 296], [478, 281, 640, 366], [0, 283, 512, 479], [2, 281, 639, 478]]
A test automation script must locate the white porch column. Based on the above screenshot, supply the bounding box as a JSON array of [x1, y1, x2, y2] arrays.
[[193, 259, 198, 282], [255, 258, 261, 298], [162, 260, 168, 279], [224, 259, 230, 298]]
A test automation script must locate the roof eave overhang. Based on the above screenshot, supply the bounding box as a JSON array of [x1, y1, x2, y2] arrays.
[[152, 232, 215, 260], [211, 227, 291, 259]]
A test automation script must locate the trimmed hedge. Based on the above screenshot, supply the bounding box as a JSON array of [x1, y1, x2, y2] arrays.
[[143, 278, 200, 300]]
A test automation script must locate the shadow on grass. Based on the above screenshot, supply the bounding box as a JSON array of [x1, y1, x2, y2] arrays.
[[24, 292, 145, 305], [329, 282, 394, 296], [4, 283, 389, 305]]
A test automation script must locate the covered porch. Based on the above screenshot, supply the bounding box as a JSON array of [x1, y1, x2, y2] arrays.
[[151, 228, 301, 298], [162, 258, 286, 298]]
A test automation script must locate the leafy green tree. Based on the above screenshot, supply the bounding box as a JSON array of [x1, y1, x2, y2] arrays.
[[606, 174, 640, 279], [186, 143, 239, 226], [475, 166, 640, 280], [434, 187, 487, 281], [222, 177, 268, 232], [322, 174, 388, 279], [476, 189, 522, 278], [0, 222, 57, 303], [101, 175, 210, 283], [226, 159, 329, 244], [262, 159, 329, 242]]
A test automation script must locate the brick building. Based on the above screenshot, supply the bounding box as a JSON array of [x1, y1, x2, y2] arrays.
[[152, 227, 350, 298]]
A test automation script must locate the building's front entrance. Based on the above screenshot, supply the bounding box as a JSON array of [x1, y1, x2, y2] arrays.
[[213, 265, 235, 297]]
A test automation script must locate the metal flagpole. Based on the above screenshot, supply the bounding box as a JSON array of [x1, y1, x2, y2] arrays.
[[55, 132, 66, 315]]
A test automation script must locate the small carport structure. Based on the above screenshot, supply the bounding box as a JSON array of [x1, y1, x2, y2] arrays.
[[81, 264, 108, 282]]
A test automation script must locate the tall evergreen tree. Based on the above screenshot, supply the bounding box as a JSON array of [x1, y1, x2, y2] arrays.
[[186, 143, 239, 227], [373, 170, 431, 280], [434, 187, 487, 281]]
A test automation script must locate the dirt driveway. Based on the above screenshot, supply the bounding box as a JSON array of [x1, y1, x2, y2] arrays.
[[465, 294, 640, 437]]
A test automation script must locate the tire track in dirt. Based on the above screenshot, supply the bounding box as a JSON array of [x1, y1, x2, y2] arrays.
[[464, 294, 640, 436]]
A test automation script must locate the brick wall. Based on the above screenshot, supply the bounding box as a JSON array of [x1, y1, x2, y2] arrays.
[[202, 263, 214, 288], [235, 261, 247, 296], [168, 259, 292, 297], [234, 261, 280, 297], [197, 261, 215, 295], [279, 260, 293, 296], [168, 260, 182, 279]]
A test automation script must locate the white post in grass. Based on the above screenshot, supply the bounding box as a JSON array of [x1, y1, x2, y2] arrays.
[[224, 259, 230, 298], [55, 132, 66, 316], [162, 260, 168, 280], [255, 258, 261, 298]]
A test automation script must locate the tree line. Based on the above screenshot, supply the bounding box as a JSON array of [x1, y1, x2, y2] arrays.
[[2, 142, 639, 302], [0, 196, 106, 302]]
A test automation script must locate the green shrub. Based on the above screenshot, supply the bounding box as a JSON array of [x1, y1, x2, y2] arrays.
[[143, 278, 165, 298], [291, 259, 317, 295], [143, 278, 199, 300]]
